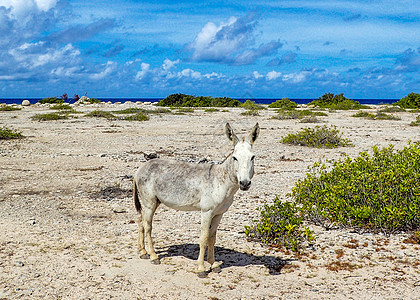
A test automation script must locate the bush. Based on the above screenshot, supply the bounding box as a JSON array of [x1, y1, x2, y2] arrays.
[[156, 93, 241, 107], [112, 108, 146, 114], [378, 106, 405, 113], [272, 110, 327, 120], [245, 197, 314, 252], [241, 109, 260, 116], [0, 105, 21, 111], [38, 97, 64, 104], [281, 125, 353, 148], [410, 115, 420, 126], [268, 98, 298, 110], [0, 126, 23, 139], [352, 111, 401, 120], [289, 143, 420, 233], [31, 113, 69, 121], [123, 112, 150, 121], [241, 100, 265, 110], [50, 104, 72, 110], [204, 108, 219, 112], [85, 110, 116, 120], [308, 93, 368, 110], [394, 93, 420, 109]]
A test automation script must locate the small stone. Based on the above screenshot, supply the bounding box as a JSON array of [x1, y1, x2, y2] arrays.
[[112, 206, 127, 213], [15, 261, 24, 267], [21, 100, 31, 106]]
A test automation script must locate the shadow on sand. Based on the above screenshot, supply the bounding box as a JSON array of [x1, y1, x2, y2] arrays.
[[158, 243, 294, 275]]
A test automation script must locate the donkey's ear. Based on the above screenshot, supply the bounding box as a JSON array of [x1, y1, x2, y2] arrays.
[[249, 122, 260, 145], [225, 123, 239, 146]]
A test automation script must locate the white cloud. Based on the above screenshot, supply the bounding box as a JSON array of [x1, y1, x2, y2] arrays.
[[0, 0, 57, 17], [253, 71, 263, 79], [266, 70, 282, 80], [162, 58, 180, 71], [181, 68, 201, 79], [135, 62, 151, 80], [90, 61, 116, 80]]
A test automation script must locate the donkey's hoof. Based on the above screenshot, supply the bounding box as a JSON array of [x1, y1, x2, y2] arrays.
[[211, 266, 221, 274], [151, 258, 161, 265], [140, 254, 150, 259], [197, 271, 208, 278]]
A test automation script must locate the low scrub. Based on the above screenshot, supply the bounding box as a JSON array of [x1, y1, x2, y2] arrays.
[[38, 97, 64, 104], [378, 106, 405, 113], [241, 100, 266, 110], [245, 197, 314, 252], [281, 125, 353, 148], [156, 93, 241, 107], [272, 109, 327, 120], [352, 111, 401, 120], [123, 112, 150, 121], [268, 98, 298, 110], [308, 93, 369, 110], [290, 143, 420, 233], [0, 126, 23, 139], [31, 112, 69, 121], [85, 110, 116, 120], [241, 109, 260, 116], [410, 115, 420, 126], [0, 105, 21, 111], [393, 92, 420, 109]]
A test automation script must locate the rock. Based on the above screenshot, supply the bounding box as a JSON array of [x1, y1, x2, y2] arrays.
[[144, 152, 158, 160], [143, 101, 152, 105], [21, 100, 30, 106], [112, 206, 127, 213]]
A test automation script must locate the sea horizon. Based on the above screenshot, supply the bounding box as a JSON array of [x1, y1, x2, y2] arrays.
[[1, 97, 399, 105]]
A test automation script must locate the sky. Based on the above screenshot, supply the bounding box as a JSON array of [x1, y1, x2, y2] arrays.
[[0, 0, 419, 99]]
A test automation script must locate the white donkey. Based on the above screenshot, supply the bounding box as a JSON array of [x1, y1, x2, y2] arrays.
[[133, 123, 260, 277]]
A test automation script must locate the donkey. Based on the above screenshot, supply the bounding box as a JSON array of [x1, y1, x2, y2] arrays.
[[133, 123, 260, 277]]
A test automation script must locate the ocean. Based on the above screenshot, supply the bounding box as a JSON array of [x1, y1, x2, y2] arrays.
[[1, 98, 398, 105]]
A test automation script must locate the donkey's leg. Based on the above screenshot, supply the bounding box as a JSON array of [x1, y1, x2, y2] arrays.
[[197, 211, 212, 277], [142, 199, 160, 264], [137, 214, 149, 259], [207, 214, 223, 272]]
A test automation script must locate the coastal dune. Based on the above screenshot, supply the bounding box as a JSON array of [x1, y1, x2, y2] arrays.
[[0, 102, 419, 299]]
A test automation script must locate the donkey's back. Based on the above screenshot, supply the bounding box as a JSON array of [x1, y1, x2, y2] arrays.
[[134, 158, 214, 211]]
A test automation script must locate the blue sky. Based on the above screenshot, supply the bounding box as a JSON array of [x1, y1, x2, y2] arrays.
[[0, 0, 419, 99]]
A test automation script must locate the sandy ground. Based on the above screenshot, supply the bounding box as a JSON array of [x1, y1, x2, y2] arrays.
[[0, 102, 419, 299]]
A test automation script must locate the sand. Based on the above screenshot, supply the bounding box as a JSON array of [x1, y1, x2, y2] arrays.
[[1, 102, 419, 299]]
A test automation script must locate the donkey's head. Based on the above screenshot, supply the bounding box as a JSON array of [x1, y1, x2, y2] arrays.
[[225, 122, 260, 191]]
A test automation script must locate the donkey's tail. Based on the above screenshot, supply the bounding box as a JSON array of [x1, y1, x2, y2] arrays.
[[133, 179, 142, 213]]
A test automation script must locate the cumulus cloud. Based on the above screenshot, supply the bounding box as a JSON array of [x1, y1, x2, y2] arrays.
[[395, 48, 420, 72], [188, 13, 282, 65], [267, 51, 297, 66]]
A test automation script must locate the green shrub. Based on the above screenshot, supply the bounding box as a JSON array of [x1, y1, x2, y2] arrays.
[[0, 105, 21, 111], [300, 116, 320, 123], [352, 111, 375, 119], [272, 109, 327, 120], [31, 112, 69, 121], [241, 100, 265, 110], [374, 112, 401, 120], [245, 197, 314, 252], [281, 125, 353, 148], [268, 98, 298, 110], [112, 108, 146, 114], [0, 126, 23, 139], [410, 115, 420, 126], [308, 93, 369, 110], [38, 97, 64, 104], [156, 93, 241, 107], [241, 109, 260, 116], [290, 143, 420, 233], [204, 108, 219, 112], [394, 93, 420, 109], [123, 112, 150, 121], [176, 107, 194, 113], [352, 111, 401, 120], [85, 110, 116, 120], [378, 106, 405, 113], [50, 104, 72, 110]]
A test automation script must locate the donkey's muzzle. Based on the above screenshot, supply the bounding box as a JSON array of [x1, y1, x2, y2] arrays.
[[239, 180, 251, 191]]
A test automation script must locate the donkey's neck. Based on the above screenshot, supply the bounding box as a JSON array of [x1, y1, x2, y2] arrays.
[[217, 155, 239, 188]]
